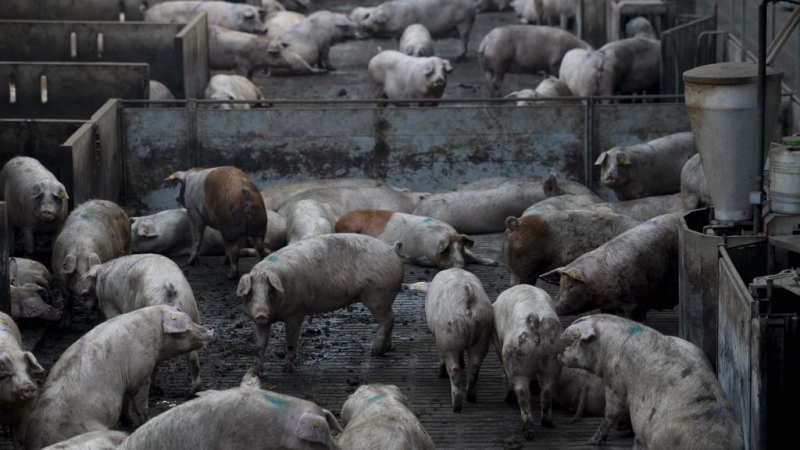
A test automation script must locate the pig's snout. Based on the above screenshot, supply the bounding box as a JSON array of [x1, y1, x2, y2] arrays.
[[16, 383, 38, 401], [39, 207, 57, 221], [432, 76, 446, 88], [254, 314, 270, 325]]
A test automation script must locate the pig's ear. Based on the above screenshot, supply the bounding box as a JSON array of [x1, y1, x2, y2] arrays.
[[240, 368, 262, 389], [443, 59, 453, 73], [257, 8, 267, 21], [460, 235, 475, 248], [566, 318, 597, 341], [129, 217, 137, 224], [324, 409, 343, 433], [403, 282, 429, 293], [138, 223, 158, 237], [86, 264, 101, 279], [236, 274, 252, 297], [52, 184, 69, 200], [540, 267, 564, 284], [164, 171, 187, 184], [30, 183, 44, 199], [504, 92, 520, 99], [505, 216, 519, 231], [565, 267, 585, 282], [543, 172, 558, 196], [373, 11, 387, 24], [87, 253, 102, 268], [267, 272, 284, 294], [24, 352, 44, 374], [0, 354, 13, 377], [616, 151, 631, 165], [162, 310, 192, 334], [243, 9, 256, 19], [296, 412, 334, 444], [61, 254, 77, 275], [594, 152, 607, 166], [194, 390, 216, 397], [437, 240, 449, 254]]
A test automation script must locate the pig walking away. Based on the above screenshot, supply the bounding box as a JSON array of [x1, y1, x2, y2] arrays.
[[680, 153, 712, 210], [596, 132, 696, 200], [260, 178, 391, 211], [504, 211, 640, 286], [165, 166, 268, 279], [51, 200, 131, 307], [278, 185, 428, 218], [368, 50, 453, 106], [542, 213, 681, 321], [399, 24, 435, 57], [0, 312, 44, 449], [0, 156, 69, 256], [149, 80, 175, 100], [493, 285, 561, 440], [561, 315, 743, 448], [237, 234, 404, 373], [505, 76, 572, 106], [585, 194, 685, 221], [118, 388, 341, 450], [479, 25, 591, 96], [335, 209, 496, 268], [424, 268, 493, 412], [24, 306, 214, 450], [41, 431, 129, 450], [284, 199, 337, 244], [204, 74, 265, 109], [339, 384, 436, 449], [143, 1, 267, 34], [360, 0, 476, 59], [75, 254, 204, 392]]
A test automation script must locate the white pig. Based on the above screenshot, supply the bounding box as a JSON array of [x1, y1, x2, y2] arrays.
[[260, 178, 392, 211], [368, 50, 453, 106], [626, 16, 656, 39], [454, 175, 598, 198], [204, 74, 265, 109], [261, 0, 286, 14], [680, 153, 712, 210], [9, 283, 61, 323], [148, 80, 175, 100], [517, 0, 577, 29], [41, 431, 129, 450], [522, 193, 603, 215], [284, 199, 337, 244], [505, 76, 572, 106], [208, 26, 275, 78], [424, 268, 493, 412], [264, 10, 306, 42], [584, 193, 685, 221], [9, 257, 51, 290], [143, 1, 267, 34], [399, 24, 435, 57], [0, 156, 69, 257], [278, 186, 429, 218], [268, 11, 358, 72]]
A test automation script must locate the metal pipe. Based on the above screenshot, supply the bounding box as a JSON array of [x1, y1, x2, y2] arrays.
[[766, 2, 800, 65], [755, 0, 771, 234]]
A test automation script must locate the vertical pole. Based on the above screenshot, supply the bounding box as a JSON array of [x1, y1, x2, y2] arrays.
[[742, 0, 748, 61], [0, 202, 10, 315], [755, 1, 768, 234]]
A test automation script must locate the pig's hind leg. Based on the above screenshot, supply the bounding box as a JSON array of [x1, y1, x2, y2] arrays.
[[363, 292, 396, 356], [464, 248, 498, 266], [588, 388, 626, 446], [510, 375, 536, 440], [442, 349, 465, 413], [187, 222, 206, 266], [466, 335, 490, 403]]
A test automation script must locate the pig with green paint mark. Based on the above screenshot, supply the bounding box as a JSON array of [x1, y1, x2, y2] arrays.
[[560, 314, 743, 449]]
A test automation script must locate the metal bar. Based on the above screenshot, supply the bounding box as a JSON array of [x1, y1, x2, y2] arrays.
[[755, 1, 770, 235], [766, 2, 800, 65], [585, 97, 594, 189], [742, 0, 747, 62], [0, 202, 9, 315]]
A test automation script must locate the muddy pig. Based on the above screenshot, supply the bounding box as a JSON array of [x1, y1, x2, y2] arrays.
[[585, 193, 685, 221], [143, 1, 267, 34], [335, 210, 496, 268], [51, 200, 131, 312], [204, 74, 265, 109], [75, 254, 204, 392], [479, 25, 591, 96], [24, 305, 214, 449], [596, 132, 696, 200], [165, 166, 268, 279], [680, 153, 712, 210], [0, 156, 69, 257], [399, 24, 435, 57], [0, 312, 44, 449], [368, 50, 453, 106], [284, 199, 337, 244], [339, 384, 435, 449], [9, 257, 51, 290], [505, 211, 640, 286], [522, 194, 603, 215], [542, 213, 680, 321], [561, 315, 743, 448], [493, 285, 561, 440], [422, 268, 493, 412], [279, 185, 428, 218], [238, 234, 404, 373], [41, 431, 129, 450], [9, 283, 61, 322], [118, 388, 340, 450], [260, 178, 392, 211]]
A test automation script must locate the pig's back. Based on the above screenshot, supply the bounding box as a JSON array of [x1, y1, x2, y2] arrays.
[[426, 270, 492, 331], [0, 312, 22, 346], [205, 167, 267, 243]]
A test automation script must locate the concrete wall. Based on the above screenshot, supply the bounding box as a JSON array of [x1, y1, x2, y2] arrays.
[[0, 0, 174, 21]]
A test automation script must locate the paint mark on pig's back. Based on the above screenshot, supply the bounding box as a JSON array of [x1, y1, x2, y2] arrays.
[[261, 392, 289, 408], [626, 325, 643, 336]]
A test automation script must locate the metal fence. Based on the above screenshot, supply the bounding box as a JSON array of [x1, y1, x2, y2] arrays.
[[662, 14, 718, 93]]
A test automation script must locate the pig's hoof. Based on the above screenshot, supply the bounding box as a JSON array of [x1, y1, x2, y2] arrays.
[[541, 417, 554, 428], [504, 391, 517, 405], [522, 426, 536, 441], [587, 435, 604, 446]]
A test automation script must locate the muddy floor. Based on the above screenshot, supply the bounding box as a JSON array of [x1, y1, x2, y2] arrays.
[[2, 234, 678, 449]]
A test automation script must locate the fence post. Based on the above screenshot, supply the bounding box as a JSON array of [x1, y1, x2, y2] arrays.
[[0, 201, 10, 315]]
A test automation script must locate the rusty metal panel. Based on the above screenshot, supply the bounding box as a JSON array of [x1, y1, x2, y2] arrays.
[[661, 15, 717, 95], [60, 122, 95, 205], [90, 100, 121, 202], [0, 202, 9, 315], [0, 0, 171, 21], [176, 13, 209, 99], [0, 62, 148, 119]]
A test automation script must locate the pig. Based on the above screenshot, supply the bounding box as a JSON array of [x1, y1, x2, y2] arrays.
[[278, 186, 429, 218], [9, 257, 51, 290], [584, 194, 685, 221], [522, 194, 603, 215], [596, 132, 696, 200], [339, 384, 436, 449], [453, 175, 598, 198], [335, 210, 496, 268], [0, 312, 44, 449], [359, 0, 477, 59], [24, 306, 214, 450], [268, 11, 358, 72], [284, 199, 337, 244], [208, 26, 276, 78], [479, 25, 591, 97], [626, 16, 657, 39], [51, 200, 131, 308], [41, 431, 128, 450], [148, 80, 175, 100], [368, 51, 453, 106], [553, 367, 607, 421], [264, 11, 306, 42], [9, 283, 61, 322], [423, 268, 493, 412], [505, 76, 572, 105], [204, 74, 265, 109], [164, 166, 268, 279], [349, 7, 376, 38], [492, 285, 562, 440], [0, 156, 69, 257], [558, 48, 612, 97], [561, 314, 744, 448], [260, 178, 393, 211], [117, 388, 341, 450], [399, 24, 435, 57], [74, 254, 204, 392], [517, 0, 577, 29], [143, 1, 267, 34], [237, 234, 404, 373], [680, 153, 712, 210], [279, 0, 311, 12], [542, 213, 680, 321], [504, 211, 640, 286], [261, 0, 286, 14]]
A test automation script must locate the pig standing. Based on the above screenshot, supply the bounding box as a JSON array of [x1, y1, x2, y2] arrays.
[[0, 312, 44, 449], [596, 132, 696, 200], [561, 315, 743, 448], [284, 199, 337, 244], [349, 7, 377, 38], [165, 166, 268, 279], [143, 1, 267, 34], [505, 77, 572, 106], [504, 211, 640, 286], [368, 51, 453, 106], [117, 388, 341, 450], [522, 194, 603, 215], [9, 283, 61, 322], [41, 431, 129, 450], [424, 268, 493, 412], [237, 234, 404, 373], [335, 209, 496, 268], [51, 200, 131, 308], [268, 11, 358, 72], [260, 178, 392, 211], [584, 194, 685, 221], [339, 384, 436, 449], [680, 153, 712, 210], [0, 156, 69, 257], [626, 16, 657, 39], [24, 306, 214, 450], [542, 213, 680, 321], [149, 80, 175, 100], [399, 24, 435, 57], [479, 25, 591, 97], [75, 254, 204, 392], [278, 185, 428, 218], [208, 26, 277, 78], [204, 74, 265, 109], [493, 285, 562, 440], [359, 0, 476, 59]]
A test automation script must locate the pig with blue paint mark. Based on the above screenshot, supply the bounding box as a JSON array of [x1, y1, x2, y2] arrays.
[[237, 234, 404, 374], [117, 388, 341, 450], [339, 384, 435, 449], [335, 210, 496, 269], [560, 314, 743, 449], [542, 213, 680, 321]]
